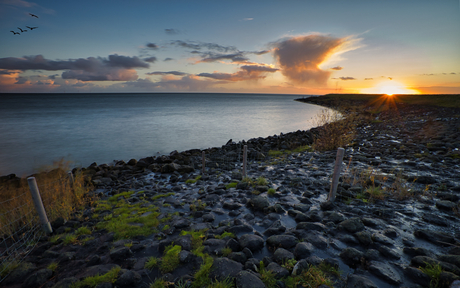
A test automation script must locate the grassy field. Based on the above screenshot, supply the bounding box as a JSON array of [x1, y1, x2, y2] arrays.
[[306, 94, 460, 108]]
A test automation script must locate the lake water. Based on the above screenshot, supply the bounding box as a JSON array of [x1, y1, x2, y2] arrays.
[[0, 93, 327, 176]]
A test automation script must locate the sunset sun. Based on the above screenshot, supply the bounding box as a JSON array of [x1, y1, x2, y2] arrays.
[[361, 81, 420, 95]]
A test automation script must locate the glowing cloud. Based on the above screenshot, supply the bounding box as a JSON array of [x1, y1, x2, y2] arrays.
[[272, 34, 358, 85]]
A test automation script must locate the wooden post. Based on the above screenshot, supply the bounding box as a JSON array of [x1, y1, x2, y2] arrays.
[[328, 147, 345, 203], [67, 171, 74, 183], [202, 151, 206, 175], [242, 145, 248, 178], [27, 177, 53, 234]]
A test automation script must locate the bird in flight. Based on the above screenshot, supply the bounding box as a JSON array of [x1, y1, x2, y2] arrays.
[[17, 27, 27, 32], [26, 26, 38, 30], [10, 31, 20, 35], [29, 13, 39, 18]]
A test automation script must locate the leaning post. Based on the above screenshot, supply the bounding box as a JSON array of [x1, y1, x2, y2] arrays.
[[27, 177, 53, 234], [242, 145, 248, 178], [202, 151, 206, 175], [328, 147, 345, 203]]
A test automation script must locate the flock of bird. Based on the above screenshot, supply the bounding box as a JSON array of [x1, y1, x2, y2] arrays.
[[10, 13, 39, 35]]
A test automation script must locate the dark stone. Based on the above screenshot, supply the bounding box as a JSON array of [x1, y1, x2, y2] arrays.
[[266, 262, 290, 279], [414, 229, 456, 245], [109, 247, 133, 261], [52, 277, 78, 288], [208, 258, 243, 281], [273, 248, 295, 264], [346, 274, 378, 288], [340, 247, 364, 268], [266, 235, 298, 249], [238, 234, 264, 252], [294, 242, 314, 260], [368, 261, 402, 285], [228, 252, 247, 264], [114, 269, 142, 287], [339, 217, 364, 233], [404, 267, 431, 287], [355, 231, 372, 246], [23, 268, 53, 288], [235, 271, 265, 288]]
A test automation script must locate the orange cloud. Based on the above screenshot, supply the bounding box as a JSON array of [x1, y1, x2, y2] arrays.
[[272, 34, 356, 85]]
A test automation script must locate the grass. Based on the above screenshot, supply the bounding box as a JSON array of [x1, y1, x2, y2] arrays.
[[419, 262, 443, 288], [186, 175, 202, 184], [192, 254, 214, 288], [145, 257, 159, 270], [151, 192, 175, 201], [47, 262, 59, 272], [71, 266, 121, 288], [190, 200, 206, 212], [214, 232, 235, 239], [259, 261, 277, 288], [0, 159, 94, 237], [158, 244, 182, 273], [267, 188, 276, 196], [225, 182, 238, 189], [95, 192, 161, 240], [0, 260, 19, 278]]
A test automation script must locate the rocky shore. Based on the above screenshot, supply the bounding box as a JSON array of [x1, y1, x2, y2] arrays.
[[2, 98, 460, 288]]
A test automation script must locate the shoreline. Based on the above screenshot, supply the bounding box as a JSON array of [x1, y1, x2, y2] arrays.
[[2, 95, 460, 287]]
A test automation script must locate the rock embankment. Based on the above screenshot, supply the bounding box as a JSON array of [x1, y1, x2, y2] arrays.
[[2, 101, 460, 288]]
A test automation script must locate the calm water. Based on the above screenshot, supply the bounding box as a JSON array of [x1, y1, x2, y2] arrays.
[[0, 93, 327, 176]]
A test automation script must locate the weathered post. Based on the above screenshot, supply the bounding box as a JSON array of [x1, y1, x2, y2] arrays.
[[328, 147, 345, 203], [242, 145, 248, 178], [27, 177, 53, 234], [202, 151, 206, 175]]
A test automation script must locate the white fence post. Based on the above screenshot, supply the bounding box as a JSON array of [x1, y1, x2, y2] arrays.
[[242, 145, 248, 178], [27, 177, 53, 234], [328, 147, 345, 203], [202, 151, 206, 175]]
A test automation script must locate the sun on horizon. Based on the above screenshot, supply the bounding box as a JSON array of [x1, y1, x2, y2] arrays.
[[360, 80, 420, 95]]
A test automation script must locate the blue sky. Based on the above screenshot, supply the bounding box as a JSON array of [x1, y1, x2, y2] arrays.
[[1, 0, 459, 94]]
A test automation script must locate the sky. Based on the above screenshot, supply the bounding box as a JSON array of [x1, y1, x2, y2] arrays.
[[0, 0, 459, 95]]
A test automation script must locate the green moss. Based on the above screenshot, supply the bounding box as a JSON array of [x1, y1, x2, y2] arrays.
[[47, 262, 58, 272], [192, 254, 214, 288], [108, 191, 134, 204], [95, 201, 160, 240], [71, 266, 121, 288], [190, 200, 206, 212], [214, 232, 235, 239], [267, 188, 276, 196], [221, 247, 232, 257], [149, 278, 168, 288], [145, 257, 159, 270], [159, 244, 182, 273], [63, 234, 77, 245], [225, 182, 238, 189], [0, 260, 19, 278], [75, 226, 91, 236], [180, 229, 208, 252], [186, 175, 202, 184], [256, 176, 268, 186], [151, 192, 175, 201]]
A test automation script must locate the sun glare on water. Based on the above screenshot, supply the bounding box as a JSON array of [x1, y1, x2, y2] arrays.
[[361, 81, 419, 95]]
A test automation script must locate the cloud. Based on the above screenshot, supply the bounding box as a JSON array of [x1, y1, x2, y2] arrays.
[[146, 71, 188, 76], [0, 54, 149, 81], [164, 58, 173, 61], [364, 78, 373, 80], [198, 52, 249, 63], [242, 18, 253, 21], [339, 77, 355, 80], [272, 34, 357, 85], [48, 74, 58, 79], [146, 43, 159, 49], [171, 40, 237, 52], [252, 50, 270, 55], [165, 29, 180, 35], [330, 66, 343, 70], [144, 57, 157, 63], [119, 75, 217, 91], [197, 64, 278, 82]]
